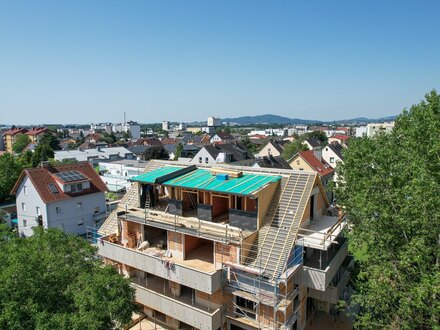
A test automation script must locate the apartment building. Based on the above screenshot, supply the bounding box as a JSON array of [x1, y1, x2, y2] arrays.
[[3, 127, 28, 153], [97, 160, 351, 330]]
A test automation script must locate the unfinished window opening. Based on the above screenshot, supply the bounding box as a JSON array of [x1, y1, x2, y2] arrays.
[[182, 190, 198, 216], [141, 226, 167, 251], [235, 296, 257, 319], [184, 236, 214, 265]]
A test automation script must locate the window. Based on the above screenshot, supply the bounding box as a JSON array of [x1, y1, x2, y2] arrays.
[[296, 160, 300, 165], [330, 157, 335, 163], [76, 202, 83, 209], [24, 186, 28, 195], [299, 168, 304, 171], [48, 183, 59, 194], [199, 157, 202, 163], [36, 206, 41, 215], [78, 218, 84, 226], [21, 203, 26, 212], [235, 296, 256, 319], [94, 207, 99, 214], [23, 219, 27, 227], [56, 206, 62, 214], [205, 157, 209, 164], [70, 183, 83, 193]]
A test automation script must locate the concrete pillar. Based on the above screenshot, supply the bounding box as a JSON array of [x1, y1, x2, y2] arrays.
[[169, 281, 182, 297], [165, 315, 180, 329]]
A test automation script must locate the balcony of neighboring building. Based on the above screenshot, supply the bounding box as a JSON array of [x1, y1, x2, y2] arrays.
[[302, 237, 349, 291], [131, 273, 223, 330], [97, 225, 223, 294]]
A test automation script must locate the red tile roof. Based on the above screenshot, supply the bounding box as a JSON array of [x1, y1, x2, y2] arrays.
[[25, 127, 48, 136], [299, 151, 334, 177], [11, 162, 108, 203], [331, 134, 350, 141], [3, 128, 28, 135]]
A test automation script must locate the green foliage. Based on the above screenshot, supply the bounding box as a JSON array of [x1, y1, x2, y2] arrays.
[[0, 154, 25, 202], [142, 146, 169, 160], [241, 136, 257, 154], [337, 90, 440, 329], [39, 132, 60, 150], [12, 134, 30, 153], [174, 142, 183, 160], [281, 140, 308, 160], [0, 228, 136, 329], [305, 130, 328, 144], [31, 144, 54, 167]]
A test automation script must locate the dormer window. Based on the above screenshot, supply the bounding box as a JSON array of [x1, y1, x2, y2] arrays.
[[70, 183, 83, 192]]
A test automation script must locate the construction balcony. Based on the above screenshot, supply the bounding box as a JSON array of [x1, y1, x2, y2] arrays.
[[302, 237, 349, 291], [131, 274, 223, 330], [308, 255, 354, 304], [98, 234, 223, 294], [297, 214, 347, 250], [116, 207, 247, 244]]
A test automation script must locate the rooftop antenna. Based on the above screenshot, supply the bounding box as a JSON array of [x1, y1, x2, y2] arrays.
[[124, 111, 126, 124]]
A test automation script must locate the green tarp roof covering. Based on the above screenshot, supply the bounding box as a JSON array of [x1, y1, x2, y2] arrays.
[[131, 166, 182, 184], [163, 169, 281, 196]]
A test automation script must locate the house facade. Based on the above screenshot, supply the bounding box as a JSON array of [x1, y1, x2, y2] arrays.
[[11, 162, 107, 237], [3, 128, 28, 153], [255, 140, 284, 158], [97, 160, 351, 330]]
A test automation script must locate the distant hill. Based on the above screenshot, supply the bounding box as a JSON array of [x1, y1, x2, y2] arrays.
[[220, 114, 397, 125], [221, 114, 321, 125]]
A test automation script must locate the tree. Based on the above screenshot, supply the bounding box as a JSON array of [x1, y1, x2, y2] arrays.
[[281, 140, 308, 160], [241, 136, 257, 154], [32, 143, 55, 167], [0, 154, 24, 202], [305, 130, 328, 145], [174, 142, 183, 160], [39, 132, 60, 150], [0, 227, 136, 329], [142, 146, 169, 160], [12, 134, 30, 153], [337, 90, 440, 329]]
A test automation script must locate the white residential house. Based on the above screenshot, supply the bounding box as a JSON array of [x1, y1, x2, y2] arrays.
[[11, 162, 108, 237], [255, 140, 284, 158], [322, 142, 344, 183]]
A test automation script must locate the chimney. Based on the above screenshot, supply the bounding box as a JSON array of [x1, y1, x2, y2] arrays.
[[313, 149, 322, 162], [41, 161, 50, 169]]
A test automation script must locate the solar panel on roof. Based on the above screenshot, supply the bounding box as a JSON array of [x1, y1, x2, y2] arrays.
[[54, 170, 87, 182]]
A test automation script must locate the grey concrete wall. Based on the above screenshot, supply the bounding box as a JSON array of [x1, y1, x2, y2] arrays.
[[134, 283, 222, 330], [98, 239, 223, 294]]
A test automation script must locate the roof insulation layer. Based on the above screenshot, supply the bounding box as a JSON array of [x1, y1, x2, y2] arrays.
[[131, 166, 182, 184], [163, 169, 281, 196]]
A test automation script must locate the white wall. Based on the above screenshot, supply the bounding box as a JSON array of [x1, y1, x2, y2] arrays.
[[16, 176, 48, 237], [46, 191, 106, 236], [189, 148, 216, 165]]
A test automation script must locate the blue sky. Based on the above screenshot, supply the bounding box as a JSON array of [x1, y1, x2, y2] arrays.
[[0, 0, 439, 125]]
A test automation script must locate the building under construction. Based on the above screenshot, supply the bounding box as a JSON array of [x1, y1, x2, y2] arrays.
[[97, 160, 352, 329]]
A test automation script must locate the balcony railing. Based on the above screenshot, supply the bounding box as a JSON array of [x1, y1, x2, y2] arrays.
[[98, 236, 223, 294], [302, 239, 349, 291], [133, 280, 222, 330], [118, 207, 245, 243]]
